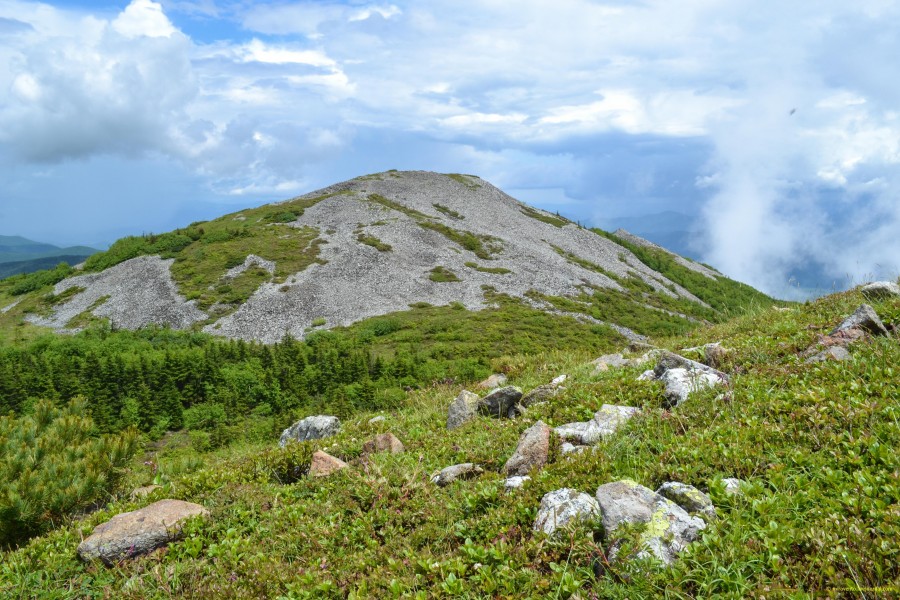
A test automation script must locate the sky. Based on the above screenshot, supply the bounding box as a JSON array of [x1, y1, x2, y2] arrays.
[[0, 0, 898, 299]]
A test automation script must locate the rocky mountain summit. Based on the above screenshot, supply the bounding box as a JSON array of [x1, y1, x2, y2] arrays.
[[17, 171, 743, 343]]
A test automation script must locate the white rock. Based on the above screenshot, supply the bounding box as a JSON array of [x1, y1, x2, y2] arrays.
[[533, 488, 601, 537], [504, 476, 531, 492], [279, 415, 341, 447]]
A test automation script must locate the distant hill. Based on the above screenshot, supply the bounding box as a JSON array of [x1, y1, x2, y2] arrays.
[[0, 171, 774, 344], [594, 211, 703, 260], [0, 235, 98, 278]]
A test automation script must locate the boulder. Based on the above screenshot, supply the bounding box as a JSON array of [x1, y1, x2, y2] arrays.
[[533, 488, 601, 537], [653, 351, 729, 382], [554, 404, 639, 445], [431, 463, 483, 487], [656, 482, 716, 520], [560, 442, 587, 456], [362, 432, 405, 454], [703, 343, 728, 369], [861, 281, 900, 301], [476, 373, 507, 390], [503, 421, 551, 476], [521, 384, 559, 407], [593, 353, 629, 372], [368, 415, 386, 425], [805, 346, 851, 364], [504, 475, 531, 492], [310, 450, 349, 477], [477, 386, 523, 418], [279, 415, 340, 447], [637, 369, 656, 381], [830, 304, 889, 337], [447, 390, 480, 430], [595, 480, 705, 566], [77, 500, 209, 565], [660, 368, 722, 407]]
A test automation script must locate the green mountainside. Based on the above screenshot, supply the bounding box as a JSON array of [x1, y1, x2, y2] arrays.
[[0, 235, 98, 271], [7, 171, 896, 597]]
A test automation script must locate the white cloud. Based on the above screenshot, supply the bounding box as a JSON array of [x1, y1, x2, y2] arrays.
[[112, 0, 176, 38]]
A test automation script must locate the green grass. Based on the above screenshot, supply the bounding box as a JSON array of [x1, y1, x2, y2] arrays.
[[3, 286, 897, 597], [520, 206, 570, 228], [356, 234, 392, 252], [447, 174, 481, 188], [429, 266, 461, 283], [432, 204, 464, 220], [464, 262, 512, 275]]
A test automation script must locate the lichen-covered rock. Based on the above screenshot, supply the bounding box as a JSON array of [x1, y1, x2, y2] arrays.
[[653, 351, 729, 382], [503, 421, 551, 476], [362, 432, 405, 454], [77, 500, 209, 565], [861, 281, 900, 301], [560, 442, 587, 456], [595, 479, 705, 566], [431, 463, 483, 487], [504, 475, 531, 492], [554, 404, 639, 445], [310, 450, 349, 477], [279, 416, 341, 447], [660, 368, 722, 407], [477, 386, 523, 418], [447, 390, 480, 429], [533, 488, 601, 537], [656, 482, 716, 520], [521, 384, 558, 407], [830, 304, 889, 337], [637, 369, 656, 381], [550, 374, 568, 386]]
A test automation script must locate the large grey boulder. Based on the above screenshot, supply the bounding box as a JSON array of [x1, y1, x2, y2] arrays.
[[447, 390, 480, 430], [521, 384, 559, 407], [656, 482, 716, 520], [533, 488, 601, 537], [554, 404, 639, 445], [861, 281, 900, 301], [503, 421, 551, 476], [77, 500, 209, 565], [595, 480, 705, 566], [660, 368, 722, 407], [477, 386, 523, 418], [431, 463, 483, 487], [830, 304, 889, 337], [279, 415, 341, 446]]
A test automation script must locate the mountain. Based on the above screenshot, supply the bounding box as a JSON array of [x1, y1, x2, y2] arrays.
[[0, 171, 772, 345], [595, 211, 703, 260], [0, 234, 98, 278]]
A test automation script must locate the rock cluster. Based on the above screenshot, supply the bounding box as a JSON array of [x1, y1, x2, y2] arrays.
[[279, 416, 341, 447]]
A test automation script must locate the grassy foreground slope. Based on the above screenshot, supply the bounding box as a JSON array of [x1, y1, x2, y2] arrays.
[[2, 285, 897, 598]]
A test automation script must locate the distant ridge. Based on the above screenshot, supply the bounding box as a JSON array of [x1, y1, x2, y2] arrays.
[[0, 235, 98, 278]]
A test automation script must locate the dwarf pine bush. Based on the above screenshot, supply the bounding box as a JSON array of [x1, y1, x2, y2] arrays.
[[0, 397, 138, 547]]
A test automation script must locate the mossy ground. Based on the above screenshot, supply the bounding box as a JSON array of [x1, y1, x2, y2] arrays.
[[2, 285, 898, 598]]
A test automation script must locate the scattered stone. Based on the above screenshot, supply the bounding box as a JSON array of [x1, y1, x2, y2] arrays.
[[560, 442, 587, 455], [310, 450, 349, 477], [703, 343, 728, 369], [830, 304, 889, 337], [477, 386, 523, 418], [595, 480, 705, 566], [550, 374, 568, 386], [431, 463, 483, 487], [368, 415, 386, 425], [503, 421, 551, 476], [521, 384, 559, 407], [861, 281, 900, 301], [637, 369, 656, 381], [628, 341, 656, 352], [504, 475, 531, 492], [554, 405, 640, 445], [130, 485, 162, 499], [476, 373, 508, 390], [660, 368, 722, 407], [721, 478, 747, 496], [279, 416, 341, 447], [533, 488, 601, 537], [362, 432, 405, 455], [447, 390, 480, 430], [653, 351, 729, 382], [656, 482, 716, 520], [805, 346, 851, 364], [592, 353, 629, 372], [77, 500, 209, 565]]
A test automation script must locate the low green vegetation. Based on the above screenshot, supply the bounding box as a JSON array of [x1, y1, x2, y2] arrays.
[[2, 286, 897, 597], [367, 193, 430, 220], [356, 234, 392, 252], [432, 204, 464, 220], [429, 266, 461, 283], [446, 173, 481, 188], [464, 262, 512, 275], [520, 206, 569, 228]]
